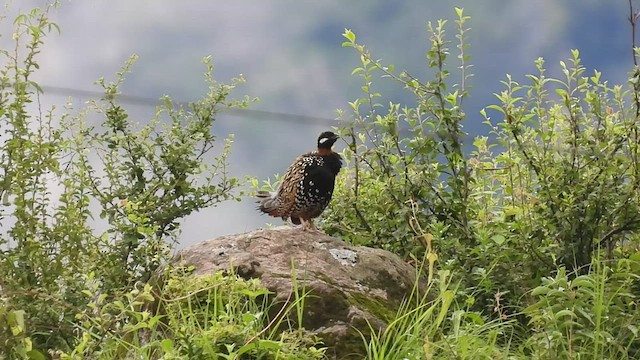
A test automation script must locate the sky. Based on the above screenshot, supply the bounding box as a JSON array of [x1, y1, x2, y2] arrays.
[[1, 0, 635, 248]]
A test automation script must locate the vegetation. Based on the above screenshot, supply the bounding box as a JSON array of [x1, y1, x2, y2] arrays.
[[0, 5, 317, 359], [1, 2, 639, 360], [325, 6, 640, 360]]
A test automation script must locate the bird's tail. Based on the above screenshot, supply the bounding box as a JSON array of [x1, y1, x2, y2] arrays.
[[256, 190, 281, 216]]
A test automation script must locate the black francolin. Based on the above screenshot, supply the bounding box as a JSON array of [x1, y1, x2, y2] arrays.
[[257, 131, 342, 231]]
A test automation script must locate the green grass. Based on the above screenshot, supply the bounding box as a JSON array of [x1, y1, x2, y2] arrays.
[[358, 253, 640, 360], [55, 267, 325, 359]]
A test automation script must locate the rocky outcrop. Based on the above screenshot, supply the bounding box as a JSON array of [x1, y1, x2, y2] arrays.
[[174, 226, 427, 359]]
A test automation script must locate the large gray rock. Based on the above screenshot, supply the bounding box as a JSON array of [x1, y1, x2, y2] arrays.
[[174, 226, 426, 359]]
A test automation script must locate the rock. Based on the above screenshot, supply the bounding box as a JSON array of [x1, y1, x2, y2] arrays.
[[174, 226, 427, 359]]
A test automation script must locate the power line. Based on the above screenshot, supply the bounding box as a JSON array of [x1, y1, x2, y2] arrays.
[[39, 85, 338, 126], [38, 86, 443, 140]]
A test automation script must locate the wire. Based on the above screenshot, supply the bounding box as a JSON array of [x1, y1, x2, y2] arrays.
[[39, 85, 338, 126], [37, 85, 451, 140]]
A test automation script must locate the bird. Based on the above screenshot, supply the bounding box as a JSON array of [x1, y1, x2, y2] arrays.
[[257, 131, 342, 231]]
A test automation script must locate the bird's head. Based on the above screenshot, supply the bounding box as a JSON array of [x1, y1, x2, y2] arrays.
[[317, 131, 339, 150]]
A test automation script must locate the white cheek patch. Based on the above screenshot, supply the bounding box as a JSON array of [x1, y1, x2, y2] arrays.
[[319, 137, 329, 144]]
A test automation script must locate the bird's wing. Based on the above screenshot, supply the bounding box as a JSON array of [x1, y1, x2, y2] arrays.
[[275, 152, 315, 217]]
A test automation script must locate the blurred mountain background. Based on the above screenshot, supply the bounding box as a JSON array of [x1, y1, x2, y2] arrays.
[[2, 0, 633, 247]]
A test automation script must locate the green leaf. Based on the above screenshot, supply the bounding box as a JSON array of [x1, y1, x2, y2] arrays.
[[571, 48, 580, 59], [160, 339, 174, 352], [343, 29, 355, 43], [531, 286, 549, 297], [485, 104, 505, 114], [148, 314, 164, 327], [570, 276, 594, 289], [9, 310, 25, 335], [255, 339, 282, 350], [27, 349, 46, 360], [554, 309, 576, 319], [241, 312, 256, 324], [491, 234, 506, 245], [239, 288, 270, 298]]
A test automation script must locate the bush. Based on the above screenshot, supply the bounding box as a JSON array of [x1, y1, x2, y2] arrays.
[[60, 269, 325, 359], [0, 5, 243, 353], [325, 12, 474, 260], [485, 51, 640, 274], [523, 255, 640, 359], [327, 7, 640, 359]]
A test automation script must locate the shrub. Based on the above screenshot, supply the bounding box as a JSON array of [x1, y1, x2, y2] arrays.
[[325, 11, 474, 261], [60, 269, 325, 359], [326, 7, 640, 318], [523, 255, 640, 359], [485, 51, 640, 274], [0, 5, 243, 353]]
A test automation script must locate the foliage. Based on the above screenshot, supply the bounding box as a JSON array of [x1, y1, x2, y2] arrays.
[[0, 303, 45, 360], [328, 6, 640, 360], [327, 3, 640, 296], [362, 269, 519, 360], [161, 269, 324, 359], [523, 255, 640, 359], [326, 9, 474, 260], [55, 274, 162, 359], [485, 51, 640, 273], [59, 269, 325, 359], [0, 4, 243, 354], [70, 53, 246, 288], [361, 254, 640, 360], [2, 2, 640, 359]]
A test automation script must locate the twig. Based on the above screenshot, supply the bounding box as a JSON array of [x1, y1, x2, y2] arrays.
[[629, 0, 639, 66], [349, 128, 372, 232]]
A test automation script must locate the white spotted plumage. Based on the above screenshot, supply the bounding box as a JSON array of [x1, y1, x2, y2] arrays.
[[256, 131, 342, 230]]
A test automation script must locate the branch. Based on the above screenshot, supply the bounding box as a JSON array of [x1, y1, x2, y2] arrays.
[[629, 0, 639, 66], [349, 129, 372, 232], [598, 219, 639, 247]]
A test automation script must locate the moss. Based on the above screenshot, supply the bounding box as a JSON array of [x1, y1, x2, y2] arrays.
[[363, 267, 418, 309], [315, 272, 337, 286], [334, 327, 370, 360], [347, 292, 396, 323], [334, 292, 397, 359], [306, 288, 351, 328]]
